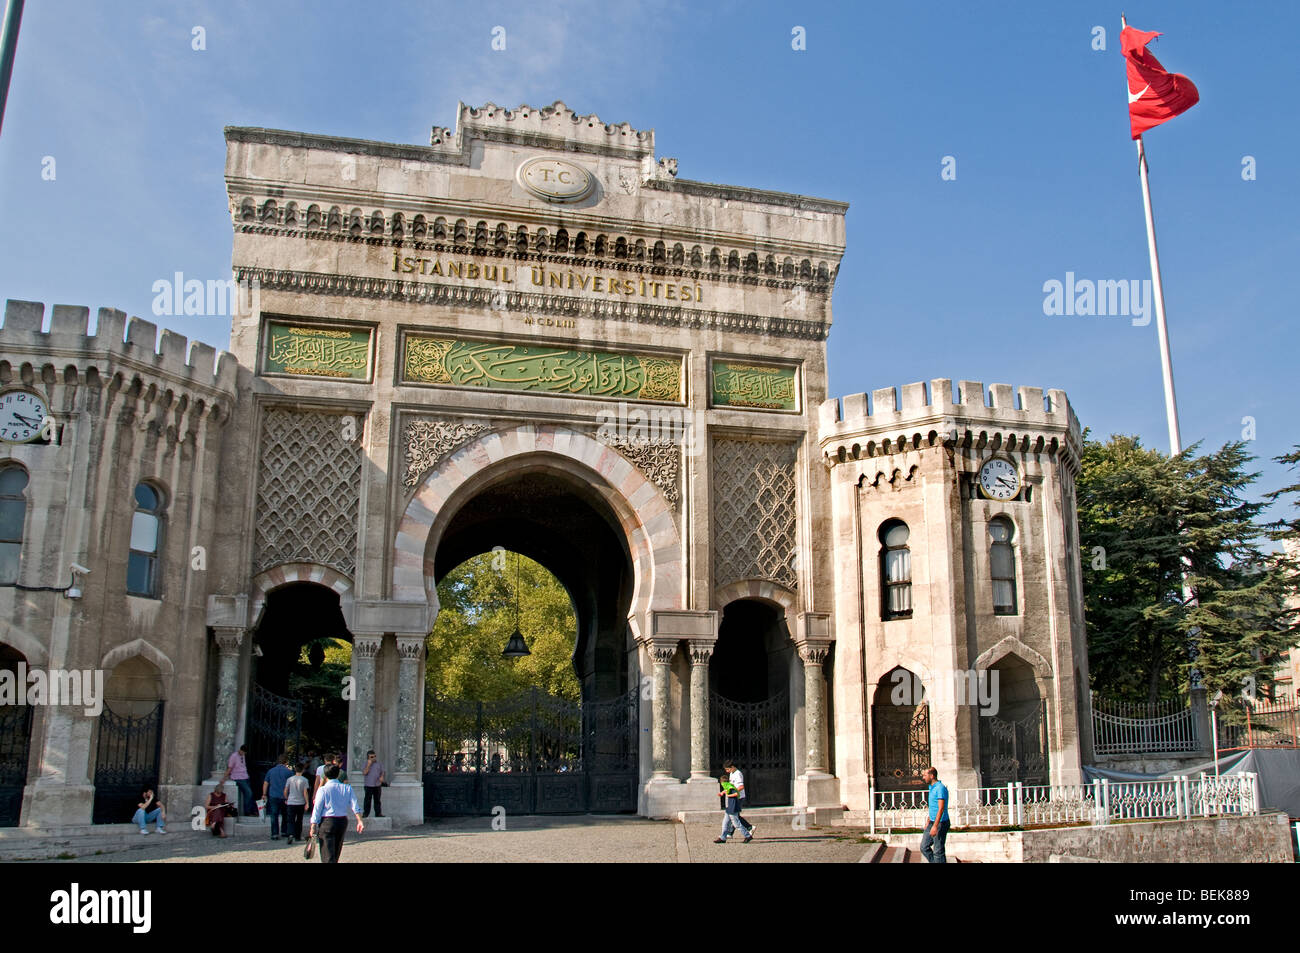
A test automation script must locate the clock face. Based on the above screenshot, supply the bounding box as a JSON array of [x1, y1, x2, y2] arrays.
[[978, 458, 1020, 500], [0, 389, 49, 444]]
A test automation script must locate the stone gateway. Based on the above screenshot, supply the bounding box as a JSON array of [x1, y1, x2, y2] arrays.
[[0, 101, 1092, 828]]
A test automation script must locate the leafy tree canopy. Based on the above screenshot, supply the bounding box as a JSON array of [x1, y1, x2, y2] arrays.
[[1078, 434, 1294, 705], [425, 551, 580, 708]]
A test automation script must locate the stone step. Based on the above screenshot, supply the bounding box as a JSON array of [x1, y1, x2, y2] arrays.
[[676, 805, 844, 826]]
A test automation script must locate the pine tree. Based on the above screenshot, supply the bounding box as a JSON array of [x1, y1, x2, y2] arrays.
[[1078, 435, 1292, 705]]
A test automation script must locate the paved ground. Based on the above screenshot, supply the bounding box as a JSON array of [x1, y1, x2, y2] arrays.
[[61, 816, 880, 863]]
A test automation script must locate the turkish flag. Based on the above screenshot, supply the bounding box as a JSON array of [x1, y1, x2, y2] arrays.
[[1122, 25, 1200, 139]]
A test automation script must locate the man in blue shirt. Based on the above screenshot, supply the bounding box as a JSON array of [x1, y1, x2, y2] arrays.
[[262, 754, 294, 842], [920, 766, 950, 863], [309, 763, 364, 863]]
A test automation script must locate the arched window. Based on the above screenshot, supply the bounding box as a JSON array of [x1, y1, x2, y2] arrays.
[[127, 483, 165, 598], [989, 517, 1017, 615], [0, 466, 29, 585], [879, 520, 912, 620]]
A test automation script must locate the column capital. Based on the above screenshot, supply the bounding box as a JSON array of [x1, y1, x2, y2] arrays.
[[796, 640, 833, 665], [353, 634, 383, 659], [212, 627, 244, 656], [394, 635, 425, 661], [688, 641, 714, 664], [645, 640, 678, 664]]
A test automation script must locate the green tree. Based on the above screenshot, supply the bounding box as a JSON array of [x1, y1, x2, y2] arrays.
[[1078, 434, 1291, 704], [1264, 444, 1300, 659], [288, 637, 352, 754], [424, 552, 580, 713]]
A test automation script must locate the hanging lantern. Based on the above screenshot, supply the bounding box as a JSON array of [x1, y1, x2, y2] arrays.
[[501, 552, 530, 657]]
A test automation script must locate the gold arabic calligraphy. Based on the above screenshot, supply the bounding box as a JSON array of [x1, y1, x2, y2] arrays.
[[404, 337, 681, 402]]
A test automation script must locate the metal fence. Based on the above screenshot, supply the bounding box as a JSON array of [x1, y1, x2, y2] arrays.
[[1216, 697, 1299, 750], [868, 773, 1260, 833], [1091, 692, 1200, 755]]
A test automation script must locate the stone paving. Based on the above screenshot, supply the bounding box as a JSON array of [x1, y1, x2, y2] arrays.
[[54, 816, 880, 863]]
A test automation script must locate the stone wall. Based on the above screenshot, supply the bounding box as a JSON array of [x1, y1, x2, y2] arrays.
[[884, 812, 1295, 863]]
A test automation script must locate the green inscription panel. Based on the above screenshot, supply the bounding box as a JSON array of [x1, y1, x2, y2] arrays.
[[263, 322, 372, 380], [403, 335, 683, 403], [711, 359, 798, 411]]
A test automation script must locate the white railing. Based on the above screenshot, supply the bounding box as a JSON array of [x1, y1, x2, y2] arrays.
[[868, 773, 1260, 833], [1091, 692, 1201, 754]]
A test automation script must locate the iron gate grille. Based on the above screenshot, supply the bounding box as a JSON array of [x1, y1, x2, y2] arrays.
[[248, 683, 303, 793], [980, 702, 1048, 786], [92, 701, 164, 824], [709, 690, 791, 807], [872, 702, 930, 791], [0, 705, 33, 827], [423, 687, 638, 817]]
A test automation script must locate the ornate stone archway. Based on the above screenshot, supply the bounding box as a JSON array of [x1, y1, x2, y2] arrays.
[[392, 423, 684, 618]]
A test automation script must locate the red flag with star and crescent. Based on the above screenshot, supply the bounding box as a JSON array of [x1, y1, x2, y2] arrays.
[[1122, 25, 1200, 139]]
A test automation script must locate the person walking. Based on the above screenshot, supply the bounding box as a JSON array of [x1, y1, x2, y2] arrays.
[[284, 761, 310, 845], [263, 754, 293, 841], [919, 766, 950, 863], [713, 759, 755, 843], [313, 752, 336, 800], [132, 788, 166, 835], [308, 763, 364, 863], [223, 744, 256, 819], [361, 750, 385, 818]]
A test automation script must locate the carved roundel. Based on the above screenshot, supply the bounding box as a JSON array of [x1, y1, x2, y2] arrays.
[[516, 157, 596, 203]]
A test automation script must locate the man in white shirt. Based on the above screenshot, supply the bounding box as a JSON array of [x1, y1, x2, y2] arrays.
[[309, 763, 364, 863], [714, 759, 755, 843]]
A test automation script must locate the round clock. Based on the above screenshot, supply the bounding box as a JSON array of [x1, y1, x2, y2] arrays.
[[0, 388, 49, 444], [978, 457, 1020, 501]]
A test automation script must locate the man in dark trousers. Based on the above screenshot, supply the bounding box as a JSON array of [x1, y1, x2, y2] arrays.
[[262, 754, 293, 841], [362, 749, 385, 818], [309, 763, 364, 862]]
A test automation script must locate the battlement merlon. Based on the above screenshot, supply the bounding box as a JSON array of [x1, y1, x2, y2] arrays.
[[1, 300, 240, 396], [452, 100, 655, 159], [818, 379, 1083, 462]]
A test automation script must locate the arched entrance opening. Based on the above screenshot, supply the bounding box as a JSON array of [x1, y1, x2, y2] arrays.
[[0, 644, 34, 826], [422, 467, 639, 816], [709, 599, 794, 807], [979, 654, 1047, 785], [872, 666, 930, 792], [92, 655, 164, 823], [249, 582, 352, 792]]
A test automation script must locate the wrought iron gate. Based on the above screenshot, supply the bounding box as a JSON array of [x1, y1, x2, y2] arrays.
[[709, 690, 791, 807], [247, 683, 302, 793], [980, 702, 1048, 786], [423, 687, 638, 817], [92, 701, 164, 824], [872, 701, 930, 791], [0, 705, 32, 827]]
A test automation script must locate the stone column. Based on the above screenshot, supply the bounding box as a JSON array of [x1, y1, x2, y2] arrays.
[[210, 627, 244, 778], [688, 641, 712, 779], [394, 635, 425, 780], [650, 641, 676, 779], [798, 642, 831, 776], [349, 634, 383, 778]]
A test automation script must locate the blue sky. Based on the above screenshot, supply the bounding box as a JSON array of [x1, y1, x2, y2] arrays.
[[1, 0, 1296, 506]]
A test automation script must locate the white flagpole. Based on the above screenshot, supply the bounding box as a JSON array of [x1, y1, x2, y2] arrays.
[[1124, 14, 1183, 456], [1136, 135, 1183, 456]]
